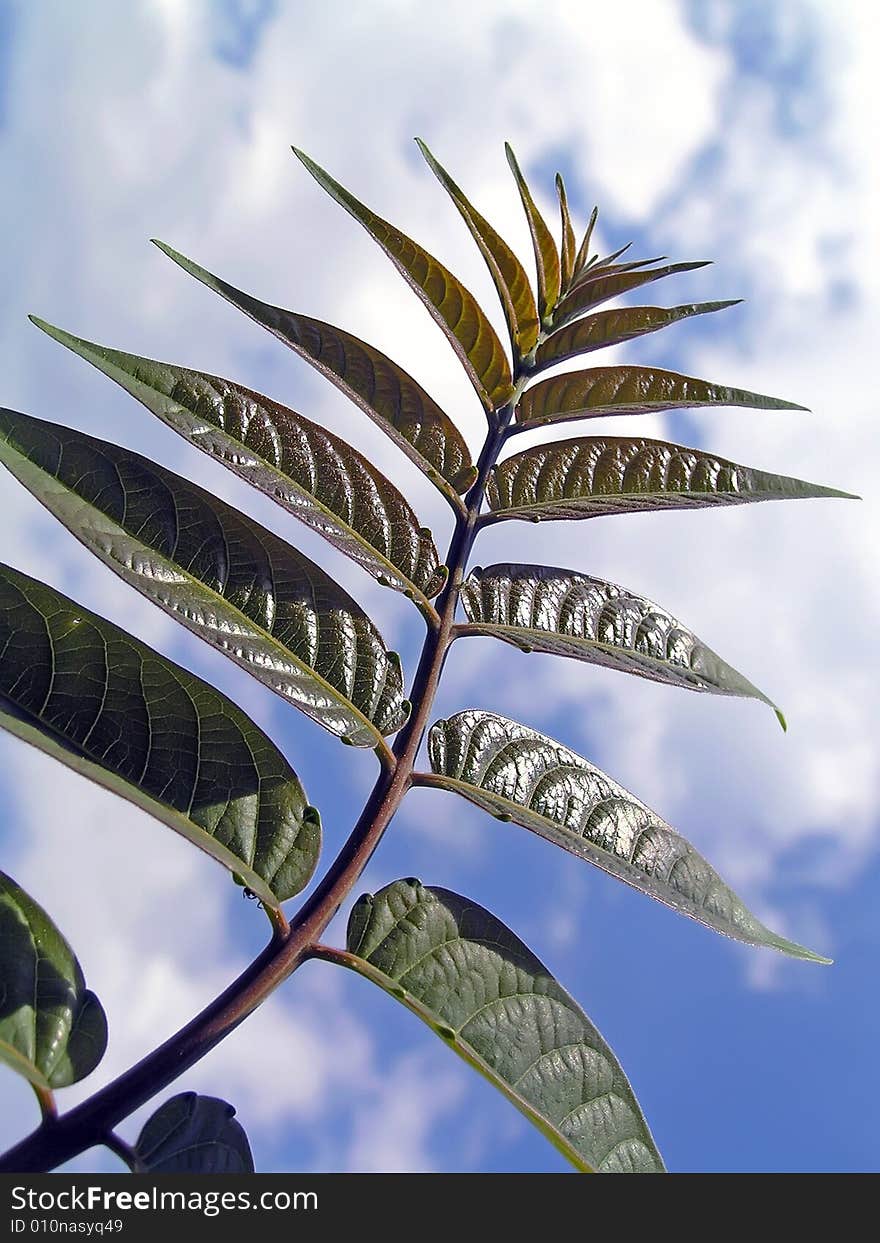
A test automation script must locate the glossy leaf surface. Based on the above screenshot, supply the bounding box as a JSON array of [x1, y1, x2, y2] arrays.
[[505, 143, 561, 323], [0, 408, 409, 746], [31, 320, 444, 612], [535, 302, 741, 370], [344, 879, 665, 1172], [293, 148, 513, 410], [484, 436, 854, 522], [552, 261, 711, 327], [427, 711, 828, 961], [0, 564, 320, 907], [0, 871, 107, 1090], [459, 563, 782, 725], [417, 139, 539, 358], [151, 244, 475, 507], [134, 1093, 254, 1173], [516, 364, 807, 427]]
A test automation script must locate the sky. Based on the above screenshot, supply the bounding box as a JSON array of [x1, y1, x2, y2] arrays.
[[0, 0, 876, 1174]]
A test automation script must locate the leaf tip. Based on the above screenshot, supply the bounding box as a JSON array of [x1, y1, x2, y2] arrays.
[[775, 707, 788, 733]]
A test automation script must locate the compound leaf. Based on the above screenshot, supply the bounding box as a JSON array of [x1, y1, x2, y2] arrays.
[[516, 364, 807, 427], [0, 563, 320, 908], [133, 1093, 254, 1173], [30, 319, 445, 615], [292, 147, 513, 411], [0, 408, 409, 747], [459, 563, 782, 726], [341, 878, 665, 1173], [484, 436, 855, 522], [0, 871, 107, 1091], [426, 711, 829, 961]]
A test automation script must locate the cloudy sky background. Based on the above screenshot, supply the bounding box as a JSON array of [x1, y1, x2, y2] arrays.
[[0, 0, 876, 1173]]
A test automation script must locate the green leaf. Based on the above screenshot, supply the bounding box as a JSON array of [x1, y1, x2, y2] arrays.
[[505, 143, 561, 324], [0, 871, 107, 1091], [133, 1093, 255, 1173], [30, 319, 445, 615], [0, 408, 409, 747], [516, 364, 807, 428], [484, 435, 856, 522], [535, 302, 741, 370], [150, 243, 475, 508], [342, 879, 664, 1173], [416, 138, 539, 359], [0, 563, 320, 908], [427, 711, 830, 962], [552, 260, 712, 329], [292, 147, 513, 411], [459, 563, 783, 726], [556, 174, 577, 291]]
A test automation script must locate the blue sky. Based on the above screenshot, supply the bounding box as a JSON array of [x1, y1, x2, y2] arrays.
[[0, 0, 876, 1173]]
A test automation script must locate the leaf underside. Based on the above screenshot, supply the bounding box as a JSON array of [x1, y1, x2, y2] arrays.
[[0, 871, 107, 1090], [150, 243, 476, 506], [0, 563, 321, 907], [516, 364, 807, 427], [30, 319, 445, 612], [550, 260, 712, 328], [460, 563, 782, 725], [416, 139, 539, 358], [0, 408, 409, 747], [345, 878, 665, 1173], [292, 147, 513, 411], [485, 435, 854, 522], [427, 711, 828, 961], [134, 1092, 255, 1173], [556, 174, 577, 292]]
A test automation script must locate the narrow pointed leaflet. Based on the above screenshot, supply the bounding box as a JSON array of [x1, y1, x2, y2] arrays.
[[30, 320, 444, 617], [505, 143, 561, 323], [0, 408, 409, 747], [573, 206, 598, 276], [0, 871, 107, 1091], [338, 879, 665, 1172], [0, 564, 321, 907], [484, 436, 855, 523], [292, 147, 512, 411], [459, 563, 783, 726], [556, 174, 577, 290], [516, 365, 806, 428], [133, 1094, 255, 1173], [416, 139, 539, 359], [426, 712, 829, 961], [535, 302, 741, 370], [552, 260, 712, 328], [151, 242, 475, 508]]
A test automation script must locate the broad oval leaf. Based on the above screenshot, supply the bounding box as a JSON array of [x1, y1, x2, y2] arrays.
[[459, 563, 783, 726], [534, 302, 741, 371], [0, 871, 107, 1091], [416, 138, 539, 358], [552, 260, 712, 329], [427, 711, 829, 961], [516, 364, 807, 427], [0, 408, 409, 747], [484, 435, 855, 523], [0, 563, 320, 908], [133, 1093, 254, 1173], [556, 174, 577, 291], [30, 320, 445, 615], [343, 879, 664, 1173], [292, 147, 513, 411], [150, 243, 476, 507], [505, 144, 561, 324]]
